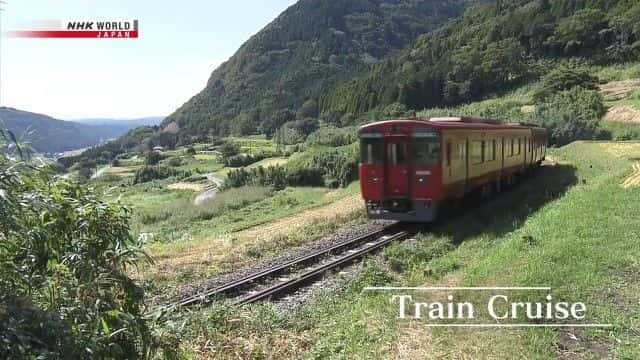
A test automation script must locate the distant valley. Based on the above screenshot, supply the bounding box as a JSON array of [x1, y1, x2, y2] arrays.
[[0, 107, 162, 154]]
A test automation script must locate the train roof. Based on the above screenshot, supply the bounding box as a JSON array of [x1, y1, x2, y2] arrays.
[[359, 117, 546, 132]]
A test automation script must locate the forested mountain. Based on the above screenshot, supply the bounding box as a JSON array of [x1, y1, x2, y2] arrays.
[[320, 0, 640, 117], [75, 0, 640, 166], [163, 0, 469, 136], [0, 107, 159, 153]]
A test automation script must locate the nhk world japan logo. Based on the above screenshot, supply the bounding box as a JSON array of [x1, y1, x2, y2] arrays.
[[8, 20, 139, 38]]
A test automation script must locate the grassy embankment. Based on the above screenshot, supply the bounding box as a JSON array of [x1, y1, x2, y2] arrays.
[[90, 135, 365, 294], [165, 141, 640, 359]]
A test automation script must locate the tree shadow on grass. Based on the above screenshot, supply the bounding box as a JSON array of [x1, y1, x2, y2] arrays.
[[427, 163, 578, 245]]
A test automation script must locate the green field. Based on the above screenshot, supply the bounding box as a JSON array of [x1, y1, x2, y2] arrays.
[[166, 141, 640, 359]]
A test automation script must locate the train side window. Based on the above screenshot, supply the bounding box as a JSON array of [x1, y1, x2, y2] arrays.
[[483, 140, 492, 162], [388, 142, 406, 165], [472, 141, 484, 165], [446, 141, 452, 167], [518, 138, 522, 155], [510, 138, 515, 157], [412, 137, 440, 166]]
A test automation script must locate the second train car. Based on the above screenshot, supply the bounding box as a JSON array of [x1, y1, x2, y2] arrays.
[[359, 117, 547, 222]]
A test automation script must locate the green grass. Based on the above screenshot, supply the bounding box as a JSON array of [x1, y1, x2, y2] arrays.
[[139, 186, 346, 245], [194, 154, 218, 161], [167, 141, 640, 358], [595, 62, 640, 82], [602, 122, 640, 141], [133, 186, 273, 229], [173, 156, 225, 173], [226, 135, 277, 153]]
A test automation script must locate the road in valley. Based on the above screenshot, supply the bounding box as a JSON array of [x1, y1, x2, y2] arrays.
[[194, 174, 224, 205]]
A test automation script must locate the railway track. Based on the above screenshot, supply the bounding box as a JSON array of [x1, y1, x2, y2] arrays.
[[158, 223, 411, 311]]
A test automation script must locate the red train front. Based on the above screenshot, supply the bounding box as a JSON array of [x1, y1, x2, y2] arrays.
[[359, 120, 443, 222], [359, 118, 547, 222]]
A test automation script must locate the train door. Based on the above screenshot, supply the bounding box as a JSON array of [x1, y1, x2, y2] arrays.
[[385, 136, 409, 197], [501, 137, 505, 170], [524, 136, 529, 166]]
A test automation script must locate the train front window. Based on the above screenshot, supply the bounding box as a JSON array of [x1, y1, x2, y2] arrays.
[[388, 142, 406, 165], [412, 137, 441, 166], [360, 137, 384, 164]]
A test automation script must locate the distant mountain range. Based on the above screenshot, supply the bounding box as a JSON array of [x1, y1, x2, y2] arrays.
[[0, 107, 163, 154], [71, 117, 163, 128]]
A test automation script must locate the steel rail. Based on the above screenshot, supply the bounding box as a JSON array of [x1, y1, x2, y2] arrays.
[[236, 230, 409, 305], [167, 223, 401, 308]]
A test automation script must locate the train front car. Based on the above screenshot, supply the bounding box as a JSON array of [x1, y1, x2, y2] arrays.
[[359, 120, 442, 222]]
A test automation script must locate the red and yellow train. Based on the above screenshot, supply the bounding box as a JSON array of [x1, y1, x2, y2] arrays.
[[359, 117, 547, 222]]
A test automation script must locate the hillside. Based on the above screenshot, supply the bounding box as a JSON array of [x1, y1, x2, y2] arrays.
[[0, 107, 161, 154], [163, 0, 468, 136], [320, 0, 640, 118]]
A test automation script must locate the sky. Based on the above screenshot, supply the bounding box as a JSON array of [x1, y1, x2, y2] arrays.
[[1, 0, 297, 119]]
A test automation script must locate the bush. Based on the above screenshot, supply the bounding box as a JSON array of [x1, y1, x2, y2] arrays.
[[224, 153, 269, 167], [0, 138, 157, 358], [166, 156, 183, 167], [144, 151, 163, 165], [186, 146, 196, 155], [287, 144, 359, 187], [286, 168, 324, 187], [306, 126, 358, 147], [133, 165, 190, 184], [225, 165, 288, 190], [533, 87, 606, 146]]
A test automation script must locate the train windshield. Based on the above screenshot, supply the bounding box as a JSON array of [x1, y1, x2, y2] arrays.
[[360, 134, 384, 164], [412, 133, 440, 166]]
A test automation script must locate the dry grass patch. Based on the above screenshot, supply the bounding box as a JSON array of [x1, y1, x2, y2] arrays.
[[143, 194, 363, 278], [599, 79, 640, 102], [600, 142, 640, 159], [603, 105, 640, 123], [249, 157, 288, 168], [620, 163, 640, 188], [105, 165, 140, 174], [167, 182, 207, 192], [183, 330, 311, 360]]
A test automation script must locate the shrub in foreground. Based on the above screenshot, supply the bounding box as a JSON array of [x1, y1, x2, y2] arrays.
[[0, 131, 161, 358]]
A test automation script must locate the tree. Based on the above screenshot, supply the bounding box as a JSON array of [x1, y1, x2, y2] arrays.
[[259, 109, 295, 138], [145, 151, 163, 165], [219, 141, 241, 158], [547, 8, 608, 54], [231, 112, 256, 136], [298, 99, 319, 119], [533, 67, 598, 102]]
